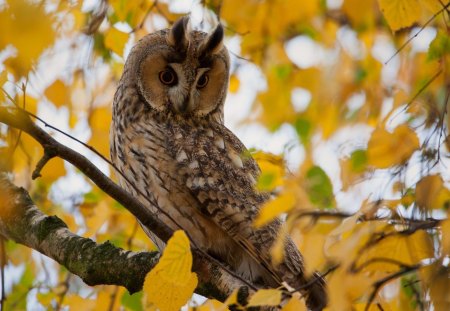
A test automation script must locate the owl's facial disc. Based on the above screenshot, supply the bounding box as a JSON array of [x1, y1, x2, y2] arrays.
[[164, 64, 211, 115], [138, 17, 229, 120]]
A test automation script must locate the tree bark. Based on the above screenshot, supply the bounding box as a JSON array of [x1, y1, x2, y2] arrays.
[[0, 174, 159, 293], [0, 107, 253, 302]]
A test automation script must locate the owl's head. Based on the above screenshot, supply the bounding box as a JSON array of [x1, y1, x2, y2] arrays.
[[125, 17, 229, 122]]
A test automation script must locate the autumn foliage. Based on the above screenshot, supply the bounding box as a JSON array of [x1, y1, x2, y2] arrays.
[[0, 0, 449, 310]]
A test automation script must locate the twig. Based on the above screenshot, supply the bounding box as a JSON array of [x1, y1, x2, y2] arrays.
[[385, 2, 450, 65], [365, 265, 420, 311], [294, 265, 338, 292], [82, 0, 108, 35], [386, 69, 443, 123], [108, 286, 119, 311], [352, 257, 412, 273], [55, 274, 71, 311], [127, 221, 139, 250], [31, 145, 57, 179]]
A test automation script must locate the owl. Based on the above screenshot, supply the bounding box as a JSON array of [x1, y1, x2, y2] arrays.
[[110, 17, 326, 310]]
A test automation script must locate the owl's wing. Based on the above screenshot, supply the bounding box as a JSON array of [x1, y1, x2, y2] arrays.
[[167, 121, 304, 286]]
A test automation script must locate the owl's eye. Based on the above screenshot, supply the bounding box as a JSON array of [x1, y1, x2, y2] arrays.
[[159, 69, 177, 86], [197, 74, 209, 88]]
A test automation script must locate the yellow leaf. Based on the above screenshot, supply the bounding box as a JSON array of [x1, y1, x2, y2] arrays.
[[281, 296, 307, 311], [88, 107, 112, 156], [60, 213, 78, 233], [359, 230, 433, 272], [416, 175, 450, 210], [254, 152, 285, 191], [0, 70, 7, 103], [247, 289, 282, 307], [377, 0, 422, 31], [63, 294, 96, 310], [0, 70, 7, 86], [224, 289, 239, 306], [95, 288, 124, 310], [71, 8, 86, 31], [367, 125, 419, 168], [420, 0, 442, 14], [441, 219, 450, 256], [328, 269, 373, 310], [295, 219, 338, 275], [40, 157, 66, 183], [320, 103, 339, 139], [15, 94, 38, 115], [153, 231, 193, 284], [326, 217, 389, 269], [254, 191, 295, 227], [104, 27, 129, 57], [109, 0, 157, 27], [0, 0, 55, 77], [429, 266, 450, 311], [45, 79, 69, 107], [229, 74, 240, 93], [194, 299, 228, 311], [37, 292, 55, 307], [342, 0, 377, 28], [143, 230, 198, 311], [79, 201, 110, 237], [258, 66, 296, 128]]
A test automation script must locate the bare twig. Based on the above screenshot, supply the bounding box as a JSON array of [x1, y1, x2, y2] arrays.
[[365, 265, 420, 311], [55, 274, 71, 311], [107, 286, 119, 311], [82, 0, 108, 35], [385, 2, 450, 65], [294, 265, 338, 292], [388, 69, 443, 123], [31, 146, 56, 179]]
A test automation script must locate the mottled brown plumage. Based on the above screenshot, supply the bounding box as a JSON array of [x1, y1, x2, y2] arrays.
[[110, 17, 326, 310]]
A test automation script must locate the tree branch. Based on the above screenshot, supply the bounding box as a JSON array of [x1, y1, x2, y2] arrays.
[[0, 107, 253, 301], [0, 173, 159, 293]]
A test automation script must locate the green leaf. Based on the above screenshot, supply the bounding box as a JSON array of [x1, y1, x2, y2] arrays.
[[275, 65, 292, 80], [428, 30, 450, 61], [84, 191, 101, 203], [306, 166, 335, 209], [5, 264, 34, 310], [350, 149, 367, 172], [294, 118, 311, 145], [121, 291, 143, 311], [354, 67, 367, 84]]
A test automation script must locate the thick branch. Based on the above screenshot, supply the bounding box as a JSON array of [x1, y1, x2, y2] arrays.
[[0, 107, 251, 301], [0, 174, 159, 292]]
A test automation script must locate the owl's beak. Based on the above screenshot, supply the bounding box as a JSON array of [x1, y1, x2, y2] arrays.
[[173, 95, 193, 115], [177, 98, 189, 113]]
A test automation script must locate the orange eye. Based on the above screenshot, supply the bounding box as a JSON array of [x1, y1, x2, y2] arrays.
[[159, 69, 177, 86], [197, 74, 209, 88]]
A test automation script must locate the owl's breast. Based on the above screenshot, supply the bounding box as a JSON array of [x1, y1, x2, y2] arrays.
[[111, 116, 237, 253]]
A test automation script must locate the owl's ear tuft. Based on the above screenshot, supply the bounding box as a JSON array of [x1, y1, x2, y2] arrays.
[[201, 23, 224, 55], [168, 16, 189, 50]]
